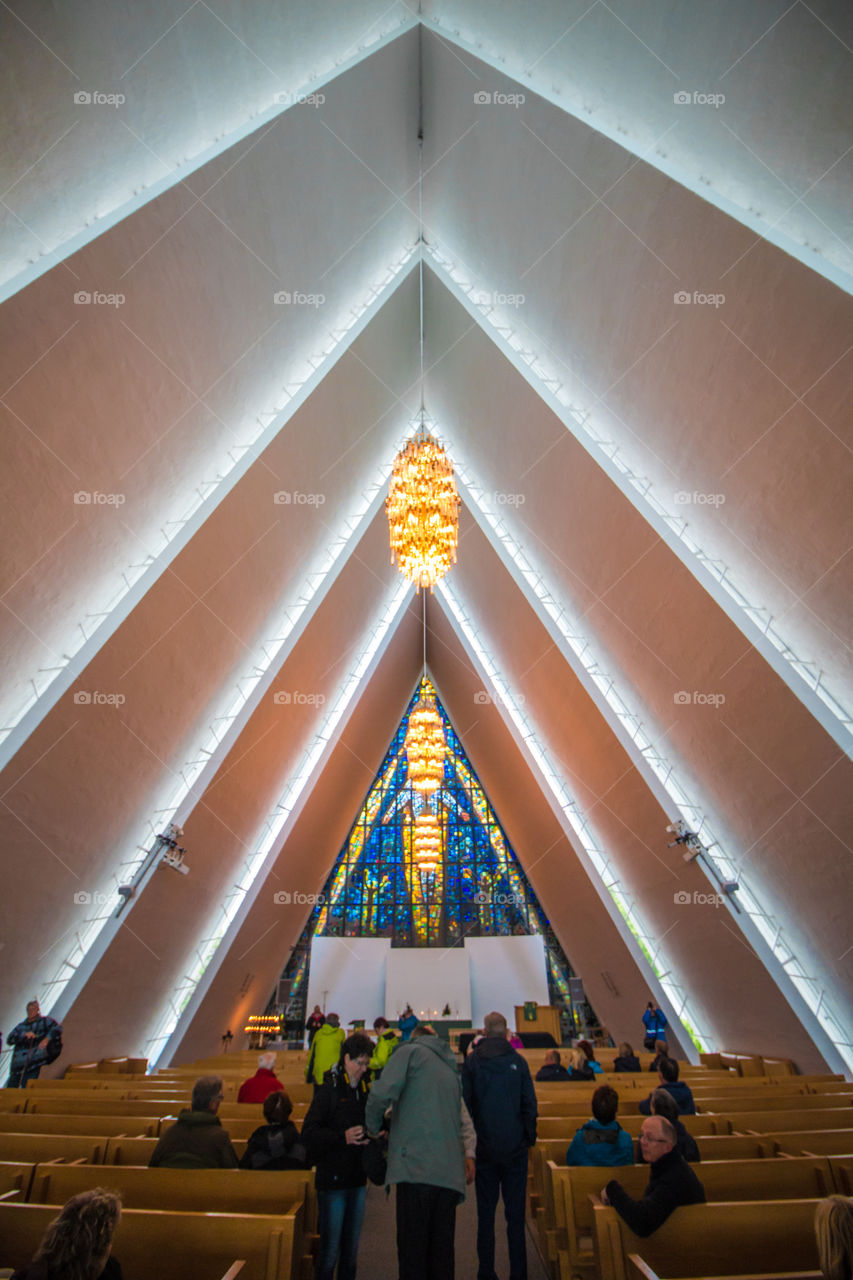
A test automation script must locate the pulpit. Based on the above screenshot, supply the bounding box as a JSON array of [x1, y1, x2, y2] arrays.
[[514, 1003, 560, 1045]]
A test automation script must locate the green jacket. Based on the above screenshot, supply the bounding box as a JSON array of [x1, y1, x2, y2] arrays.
[[370, 1028, 399, 1072], [307, 1022, 345, 1084], [148, 1108, 239, 1169], [365, 1035, 467, 1200]]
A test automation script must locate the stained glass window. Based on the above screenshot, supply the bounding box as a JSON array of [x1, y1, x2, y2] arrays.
[[280, 678, 587, 1025]]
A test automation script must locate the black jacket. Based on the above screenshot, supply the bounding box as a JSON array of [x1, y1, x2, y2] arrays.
[[613, 1054, 642, 1072], [637, 1118, 700, 1165], [462, 1037, 537, 1163], [302, 1063, 369, 1191], [240, 1121, 308, 1171], [535, 1063, 570, 1082], [606, 1146, 705, 1237]]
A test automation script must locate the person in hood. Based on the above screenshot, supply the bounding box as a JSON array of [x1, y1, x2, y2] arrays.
[[638, 1056, 696, 1115], [366, 1024, 475, 1280], [302, 1034, 374, 1280], [306, 1012, 346, 1089], [148, 1075, 238, 1168], [566, 1085, 633, 1168], [237, 1051, 285, 1103], [240, 1090, 308, 1170], [462, 1010, 537, 1280], [613, 1041, 642, 1072], [369, 1017, 398, 1077]]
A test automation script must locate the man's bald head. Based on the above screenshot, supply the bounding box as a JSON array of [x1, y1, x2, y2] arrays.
[[639, 1114, 677, 1161]]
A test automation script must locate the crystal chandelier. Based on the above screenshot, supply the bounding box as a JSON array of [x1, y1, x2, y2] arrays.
[[404, 691, 445, 796], [412, 808, 442, 873], [386, 431, 460, 591]]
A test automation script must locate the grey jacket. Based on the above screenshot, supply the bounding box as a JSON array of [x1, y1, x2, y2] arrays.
[[366, 1035, 469, 1200]]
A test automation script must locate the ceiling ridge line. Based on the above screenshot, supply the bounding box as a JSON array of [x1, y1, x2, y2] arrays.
[[423, 243, 853, 760], [417, 20, 852, 296], [0, 248, 419, 777], [445, 463, 852, 1075], [0, 16, 420, 306]]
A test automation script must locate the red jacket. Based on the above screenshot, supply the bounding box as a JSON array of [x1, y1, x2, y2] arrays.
[[237, 1068, 285, 1104]]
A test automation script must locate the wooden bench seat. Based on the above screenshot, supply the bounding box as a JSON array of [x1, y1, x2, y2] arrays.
[[537, 1114, 723, 1141], [771, 1130, 853, 1156], [697, 1094, 852, 1114], [0, 1200, 305, 1280], [0, 1162, 36, 1202], [593, 1199, 820, 1280], [550, 1157, 831, 1277], [0, 1133, 106, 1164], [103, 1134, 248, 1164], [0, 1114, 158, 1137], [627, 1259, 821, 1280], [728, 1109, 853, 1133]]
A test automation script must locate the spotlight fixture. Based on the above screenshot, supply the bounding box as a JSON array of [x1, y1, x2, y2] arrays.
[[666, 819, 704, 862]]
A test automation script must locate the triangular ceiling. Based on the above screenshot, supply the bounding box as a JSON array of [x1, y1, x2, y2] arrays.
[[1, 6, 852, 1079]]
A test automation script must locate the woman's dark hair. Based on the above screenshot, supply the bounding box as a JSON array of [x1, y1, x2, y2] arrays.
[[263, 1089, 293, 1125], [592, 1086, 619, 1125], [341, 1032, 373, 1062], [578, 1039, 596, 1061], [33, 1187, 121, 1280], [650, 1088, 680, 1125]]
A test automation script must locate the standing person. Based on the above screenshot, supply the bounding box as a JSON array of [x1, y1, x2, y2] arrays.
[[302, 1033, 374, 1280], [642, 1000, 668, 1052], [10, 1187, 123, 1280], [237, 1051, 285, 1103], [462, 1010, 538, 1280], [306, 1005, 325, 1044], [307, 1013, 345, 1090], [5, 1000, 62, 1088], [148, 1076, 238, 1169], [366, 1025, 475, 1280], [369, 1017, 398, 1078], [398, 1003, 418, 1042]]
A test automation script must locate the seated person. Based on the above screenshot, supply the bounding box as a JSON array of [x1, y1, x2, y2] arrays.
[[536, 1049, 569, 1082], [11, 1186, 122, 1279], [148, 1074, 238, 1168], [241, 1089, 308, 1169], [613, 1041, 641, 1072], [566, 1047, 594, 1081], [567, 1085, 633, 1167], [648, 1040, 670, 1072], [815, 1194, 853, 1280], [601, 1115, 705, 1237], [638, 1057, 696, 1115], [639, 1089, 700, 1163], [237, 1051, 285, 1103], [577, 1039, 603, 1074]]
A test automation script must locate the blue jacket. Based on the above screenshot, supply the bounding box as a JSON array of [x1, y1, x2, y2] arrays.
[[462, 1037, 537, 1163], [566, 1119, 634, 1167], [642, 1008, 668, 1041], [638, 1080, 696, 1115]]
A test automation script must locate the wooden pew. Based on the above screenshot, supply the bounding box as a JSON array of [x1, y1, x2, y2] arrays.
[[626, 1258, 821, 1280], [537, 1114, 724, 1140], [103, 1135, 248, 1164], [24, 1097, 185, 1116], [697, 1094, 852, 1114], [28, 1161, 318, 1233], [0, 1162, 36, 1202], [553, 1158, 830, 1279], [828, 1156, 853, 1195], [773, 1131, 853, 1158], [0, 1200, 305, 1280], [0, 1114, 157, 1137], [727, 1109, 853, 1133], [0, 1134, 105, 1165]]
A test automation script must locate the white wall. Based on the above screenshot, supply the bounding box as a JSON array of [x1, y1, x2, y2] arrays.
[[306, 937, 390, 1030], [467, 935, 549, 1030], [385, 946, 471, 1022]]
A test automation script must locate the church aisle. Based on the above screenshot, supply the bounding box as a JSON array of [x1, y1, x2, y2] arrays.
[[358, 1179, 550, 1279]]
